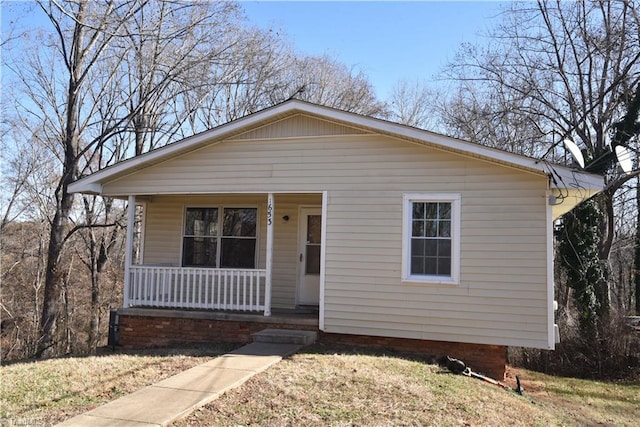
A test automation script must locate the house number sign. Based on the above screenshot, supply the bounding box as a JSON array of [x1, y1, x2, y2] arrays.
[[267, 201, 273, 226]]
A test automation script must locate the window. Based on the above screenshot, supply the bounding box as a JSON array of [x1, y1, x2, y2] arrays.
[[402, 194, 460, 284], [183, 208, 218, 267], [182, 207, 257, 268], [221, 208, 257, 268]]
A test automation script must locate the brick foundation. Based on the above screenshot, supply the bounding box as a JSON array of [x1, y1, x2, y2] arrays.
[[115, 309, 506, 379], [318, 332, 506, 380], [117, 312, 317, 348]]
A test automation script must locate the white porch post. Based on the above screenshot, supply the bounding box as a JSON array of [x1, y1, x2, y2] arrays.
[[264, 193, 274, 316], [123, 195, 136, 308], [319, 190, 327, 331]]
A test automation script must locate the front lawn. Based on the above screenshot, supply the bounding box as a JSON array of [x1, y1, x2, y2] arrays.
[[2, 343, 638, 426]]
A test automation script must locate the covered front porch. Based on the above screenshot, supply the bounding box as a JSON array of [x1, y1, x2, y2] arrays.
[[122, 192, 325, 319]]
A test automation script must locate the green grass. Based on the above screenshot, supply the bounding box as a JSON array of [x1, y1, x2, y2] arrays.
[[512, 369, 640, 426], [1, 344, 638, 426]]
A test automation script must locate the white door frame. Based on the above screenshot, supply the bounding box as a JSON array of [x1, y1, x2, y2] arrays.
[[297, 206, 322, 306]]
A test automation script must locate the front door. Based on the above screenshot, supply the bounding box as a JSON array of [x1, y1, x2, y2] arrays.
[[297, 207, 322, 306]]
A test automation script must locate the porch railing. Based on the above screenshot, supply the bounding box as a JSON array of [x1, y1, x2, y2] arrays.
[[128, 266, 267, 312]]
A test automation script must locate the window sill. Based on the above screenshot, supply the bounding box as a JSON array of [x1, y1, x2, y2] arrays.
[[402, 275, 459, 285]]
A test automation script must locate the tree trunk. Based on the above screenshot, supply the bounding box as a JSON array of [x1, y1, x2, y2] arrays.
[[36, 0, 85, 358], [36, 171, 77, 357], [597, 193, 613, 317], [38, 215, 67, 355], [87, 258, 100, 352], [635, 177, 640, 315], [85, 197, 120, 351]]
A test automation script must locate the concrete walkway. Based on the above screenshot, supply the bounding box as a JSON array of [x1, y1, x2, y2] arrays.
[[56, 342, 302, 427]]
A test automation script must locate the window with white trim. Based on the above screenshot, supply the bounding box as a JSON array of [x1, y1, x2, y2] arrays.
[[182, 207, 257, 268], [402, 194, 460, 283]]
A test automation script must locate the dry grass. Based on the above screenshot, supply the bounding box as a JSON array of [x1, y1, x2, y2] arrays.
[[179, 345, 640, 427], [2, 343, 638, 426], [505, 367, 640, 427], [0, 344, 234, 426]]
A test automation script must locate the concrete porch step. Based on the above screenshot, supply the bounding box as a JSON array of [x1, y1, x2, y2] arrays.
[[252, 328, 317, 346]]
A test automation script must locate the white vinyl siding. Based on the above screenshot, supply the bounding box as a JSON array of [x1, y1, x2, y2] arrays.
[[228, 114, 370, 140], [105, 118, 552, 349]]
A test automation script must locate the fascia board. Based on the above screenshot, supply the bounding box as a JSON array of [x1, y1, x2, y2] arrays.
[[546, 163, 605, 191]]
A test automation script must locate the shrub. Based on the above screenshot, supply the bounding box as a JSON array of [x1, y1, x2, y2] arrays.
[[509, 310, 640, 380]]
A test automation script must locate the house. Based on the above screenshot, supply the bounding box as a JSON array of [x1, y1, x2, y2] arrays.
[[69, 100, 603, 378]]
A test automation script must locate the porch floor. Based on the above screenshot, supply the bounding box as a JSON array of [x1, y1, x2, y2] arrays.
[[118, 306, 319, 327]]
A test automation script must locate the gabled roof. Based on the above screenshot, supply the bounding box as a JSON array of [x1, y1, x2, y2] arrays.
[[69, 99, 604, 216]]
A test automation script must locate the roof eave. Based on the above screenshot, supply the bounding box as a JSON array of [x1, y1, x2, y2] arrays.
[[548, 166, 605, 219], [66, 100, 607, 198], [67, 181, 102, 195]]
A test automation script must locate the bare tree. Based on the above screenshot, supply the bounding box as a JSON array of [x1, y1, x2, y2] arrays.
[[29, 0, 146, 357], [0, 130, 44, 231], [439, 83, 549, 156], [0, 115, 56, 358], [189, 44, 387, 130], [285, 55, 385, 116], [636, 177, 640, 314], [1, 0, 246, 356], [70, 1, 245, 350], [115, 1, 242, 155], [387, 79, 438, 129], [440, 0, 640, 316], [0, 220, 49, 359], [196, 26, 297, 126], [3, 0, 386, 357]]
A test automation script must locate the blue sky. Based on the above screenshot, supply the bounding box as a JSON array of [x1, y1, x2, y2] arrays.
[[240, 1, 504, 98], [1, 1, 504, 99]]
